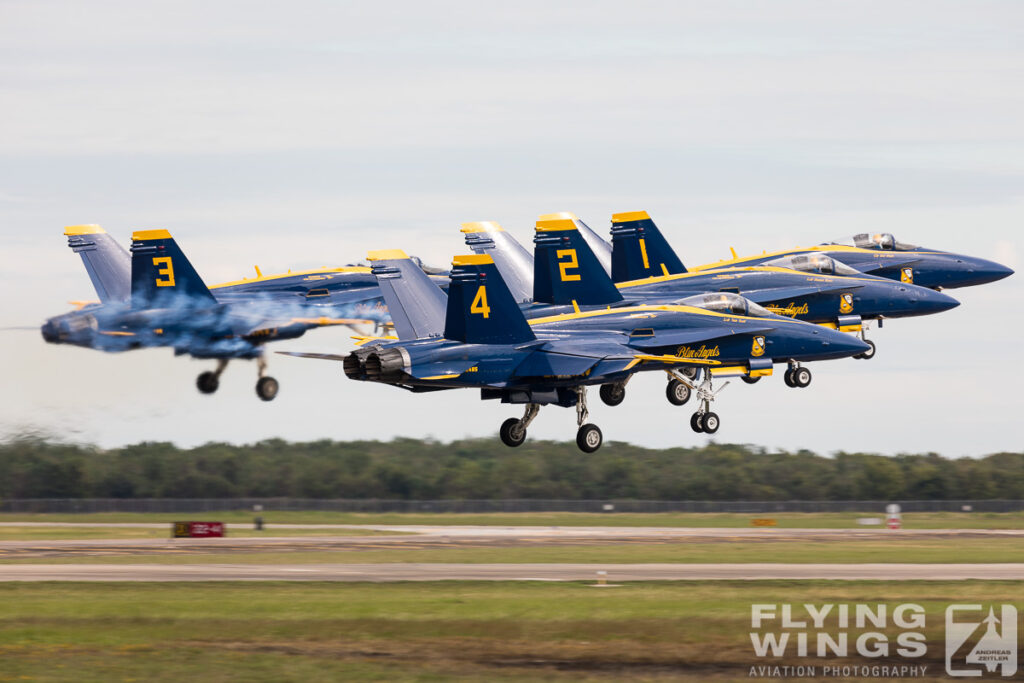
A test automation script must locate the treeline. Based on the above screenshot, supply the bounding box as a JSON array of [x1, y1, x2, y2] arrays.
[[0, 436, 1020, 501]]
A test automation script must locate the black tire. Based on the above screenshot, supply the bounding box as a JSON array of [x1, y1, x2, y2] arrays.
[[690, 412, 704, 433], [599, 383, 626, 407], [256, 376, 279, 401], [701, 412, 721, 434], [679, 366, 699, 380], [741, 375, 761, 385], [666, 379, 691, 406], [197, 371, 219, 394], [576, 423, 603, 453], [792, 367, 812, 388], [499, 418, 527, 447], [783, 369, 796, 387], [860, 339, 876, 360]]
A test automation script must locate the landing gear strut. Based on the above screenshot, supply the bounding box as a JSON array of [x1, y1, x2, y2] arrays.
[[196, 359, 228, 395], [667, 368, 726, 434], [574, 386, 603, 453], [499, 404, 539, 448], [783, 362, 812, 388], [255, 355, 279, 401]]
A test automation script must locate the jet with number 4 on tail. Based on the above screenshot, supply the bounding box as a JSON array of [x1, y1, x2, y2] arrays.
[[42, 227, 394, 400], [283, 239, 868, 450]]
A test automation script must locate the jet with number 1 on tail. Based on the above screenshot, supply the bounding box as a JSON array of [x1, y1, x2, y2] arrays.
[[283, 240, 868, 449]]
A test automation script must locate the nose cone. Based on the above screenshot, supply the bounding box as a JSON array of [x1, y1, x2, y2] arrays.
[[965, 257, 1014, 287], [40, 319, 59, 343], [821, 330, 871, 360], [914, 287, 960, 315]]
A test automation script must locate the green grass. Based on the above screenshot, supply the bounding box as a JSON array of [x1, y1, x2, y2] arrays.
[[0, 581, 1019, 681], [3, 537, 1022, 565], [1, 510, 1021, 528]]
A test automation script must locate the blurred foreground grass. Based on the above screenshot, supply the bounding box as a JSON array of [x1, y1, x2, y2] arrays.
[[0, 581, 1019, 681]]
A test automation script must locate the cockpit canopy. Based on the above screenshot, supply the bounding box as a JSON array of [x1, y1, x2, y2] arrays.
[[675, 292, 773, 318], [763, 253, 860, 276], [826, 233, 919, 251]]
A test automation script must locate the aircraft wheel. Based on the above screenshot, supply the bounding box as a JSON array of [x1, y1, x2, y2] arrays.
[[783, 369, 796, 387], [679, 366, 699, 380], [792, 367, 812, 388], [858, 339, 877, 360], [599, 383, 626, 407], [576, 423, 603, 453], [666, 379, 692, 406], [689, 413, 704, 433], [256, 376, 279, 401], [700, 412, 721, 434], [499, 418, 527, 448], [197, 371, 219, 394], [741, 375, 761, 385]]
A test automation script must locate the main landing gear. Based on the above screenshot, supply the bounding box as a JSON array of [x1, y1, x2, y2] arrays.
[[783, 362, 812, 388], [664, 368, 727, 435], [498, 387, 604, 453], [195, 356, 280, 401], [598, 376, 631, 407]]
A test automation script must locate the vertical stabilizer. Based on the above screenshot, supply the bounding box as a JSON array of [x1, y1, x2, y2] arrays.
[[538, 212, 612, 276], [533, 215, 623, 306], [610, 211, 686, 282], [368, 249, 447, 341], [130, 230, 216, 308], [444, 255, 535, 344], [64, 225, 131, 303], [461, 221, 534, 303]]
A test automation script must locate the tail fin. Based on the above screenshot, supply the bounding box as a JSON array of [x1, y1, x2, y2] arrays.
[[538, 212, 612, 275], [64, 225, 131, 303], [130, 229, 216, 308], [533, 215, 623, 306], [444, 254, 535, 344], [610, 211, 686, 283], [368, 249, 447, 341], [461, 221, 534, 303]]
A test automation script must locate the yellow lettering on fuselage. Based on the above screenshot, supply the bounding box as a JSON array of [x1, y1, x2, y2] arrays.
[[675, 344, 721, 359]]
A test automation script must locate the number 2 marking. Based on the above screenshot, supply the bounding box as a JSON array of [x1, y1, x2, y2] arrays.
[[470, 285, 490, 318], [557, 249, 580, 282], [153, 257, 175, 287]]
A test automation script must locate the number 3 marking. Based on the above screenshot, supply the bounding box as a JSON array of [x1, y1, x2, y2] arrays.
[[470, 285, 490, 318], [557, 249, 580, 282], [153, 257, 175, 287]]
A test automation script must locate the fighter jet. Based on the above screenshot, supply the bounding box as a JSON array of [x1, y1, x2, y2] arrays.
[[289, 239, 868, 450], [464, 213, 959, 372], [43, 227, 392, 400], [695, 230, 1013, 290]]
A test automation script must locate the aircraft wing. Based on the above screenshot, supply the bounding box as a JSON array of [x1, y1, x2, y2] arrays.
[[742, 283, 864, 304], [626, 325, 775, 350], [513, 339, 633, 378]]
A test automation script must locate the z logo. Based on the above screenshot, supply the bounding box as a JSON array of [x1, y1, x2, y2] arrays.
[[839, 293, 854, 314], [751, 335, 766, 357], [901, 267, 914, 284]]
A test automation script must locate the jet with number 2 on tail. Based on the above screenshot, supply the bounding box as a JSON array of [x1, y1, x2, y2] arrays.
[[42, 227, 393, 401], [283, 240, 868, 450]]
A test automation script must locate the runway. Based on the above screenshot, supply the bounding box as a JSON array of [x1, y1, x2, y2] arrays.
[[1, 562, 1021, 582]]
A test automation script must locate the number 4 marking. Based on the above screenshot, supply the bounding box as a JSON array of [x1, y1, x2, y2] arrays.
[[470, 285, 490, 318], [153, 257, 175, 287]]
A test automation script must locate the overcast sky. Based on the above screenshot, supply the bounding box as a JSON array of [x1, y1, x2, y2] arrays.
[[1, 1, 1021, 456]]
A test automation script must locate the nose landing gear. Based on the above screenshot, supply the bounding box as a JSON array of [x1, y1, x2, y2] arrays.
[[665, 368, 727, 434], [783, 362, 812, 388]]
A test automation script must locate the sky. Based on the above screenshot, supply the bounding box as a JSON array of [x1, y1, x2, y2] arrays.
[[1, 0, 1021, 456]]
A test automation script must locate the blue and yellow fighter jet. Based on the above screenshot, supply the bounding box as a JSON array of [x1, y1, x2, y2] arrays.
[[695, 230, 1013, 290], [43, 226, 392, 400], [463, 213, 959, 372], [298, 238, 869, 451]]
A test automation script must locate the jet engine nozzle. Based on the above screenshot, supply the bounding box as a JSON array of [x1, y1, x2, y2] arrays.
[[342, 352, 365, 379], [364, 347, 408, 382]]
